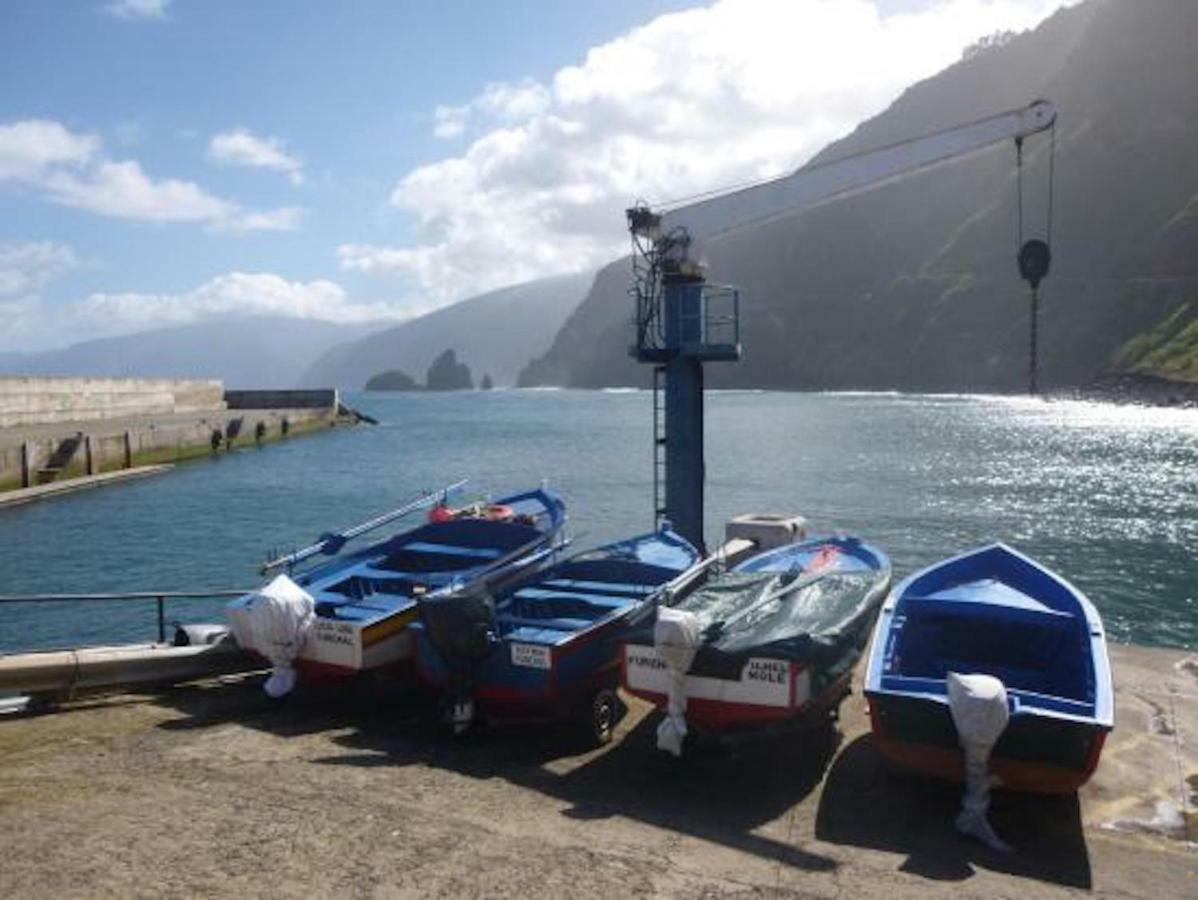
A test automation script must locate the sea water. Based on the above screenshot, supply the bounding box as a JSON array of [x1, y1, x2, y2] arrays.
[[0, 390, 1194, 652]]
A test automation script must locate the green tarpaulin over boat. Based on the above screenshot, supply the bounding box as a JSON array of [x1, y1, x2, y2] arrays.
[[664, 568, 887, 691]]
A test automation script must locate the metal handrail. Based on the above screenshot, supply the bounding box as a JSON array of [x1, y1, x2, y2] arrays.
[[0, 589, 253, 644]]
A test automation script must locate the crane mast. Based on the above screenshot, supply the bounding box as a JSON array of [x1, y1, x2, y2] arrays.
[[628, 100, 1057, 551]]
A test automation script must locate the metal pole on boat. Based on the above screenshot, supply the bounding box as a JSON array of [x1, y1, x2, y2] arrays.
[[156, 595, 166, 644], [260, 479, 469, 573]]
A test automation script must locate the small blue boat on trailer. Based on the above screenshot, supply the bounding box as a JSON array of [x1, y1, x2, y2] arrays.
[[228, 486, 566, 683], [413, 525, 705, 744], [864, 542, 1114, 794]]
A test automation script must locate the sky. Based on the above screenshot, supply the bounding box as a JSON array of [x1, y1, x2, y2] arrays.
[[0, 0, 1073, 352]]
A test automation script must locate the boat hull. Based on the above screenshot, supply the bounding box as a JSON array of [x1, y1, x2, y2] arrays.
[[228, 602, 419, 678], [227, 486, 567, 683], [862, 542, 1114, 794], [621, 534, 890, 739], [867, 691, 1108, 793], [414, 527, 703, 731], [415, 609, 634, 723], [622, 647, 851, 734]]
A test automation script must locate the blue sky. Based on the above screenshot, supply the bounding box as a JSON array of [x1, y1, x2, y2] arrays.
[[1, 0, 1069, 351]]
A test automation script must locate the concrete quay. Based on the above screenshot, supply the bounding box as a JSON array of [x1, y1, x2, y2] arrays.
[[0, 643, 1191, 898], [0, 379, 355, 495], [0, 464, 174, 508], [0, 376, 225, 429]]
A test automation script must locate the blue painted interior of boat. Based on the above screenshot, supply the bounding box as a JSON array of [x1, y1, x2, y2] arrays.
[[403, 542, 503, 559], [736, 535, 885, 576], [489, 530, 699, 647], [867, 542, 1113, 725], [282, 487, 566, 628]]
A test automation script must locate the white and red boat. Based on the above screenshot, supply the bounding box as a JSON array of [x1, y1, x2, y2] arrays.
[[622, 535, 890, 749]]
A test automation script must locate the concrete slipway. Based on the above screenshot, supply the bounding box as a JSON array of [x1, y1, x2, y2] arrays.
[[0, 644, 1193, 898]]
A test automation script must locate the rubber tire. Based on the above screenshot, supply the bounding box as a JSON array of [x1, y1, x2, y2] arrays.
[[590, 689, 619, 746]]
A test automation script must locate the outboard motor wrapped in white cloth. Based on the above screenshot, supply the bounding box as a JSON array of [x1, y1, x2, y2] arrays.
[[653, 606, 701, 756], [947, 672, 1012, 852], [232, 574, 315, 698]]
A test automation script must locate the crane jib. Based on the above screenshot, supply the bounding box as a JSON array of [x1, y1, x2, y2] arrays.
[[658, 100, 1056, 246]]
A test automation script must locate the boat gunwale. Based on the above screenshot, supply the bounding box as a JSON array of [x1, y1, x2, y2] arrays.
[[863, 541, 1114, 729], [490, 527, 703, 650]]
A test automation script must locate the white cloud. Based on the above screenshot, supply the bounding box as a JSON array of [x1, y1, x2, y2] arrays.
[[213, 206, 304, 234], [0, 118, 304, 231], [431, 78, 552, 141], [207, 128, 304, 185], [43, 160, 233, 222], [433, 105, 470, 140], [104, 0, 170, 21], [0, 119, 98, 180], [1, 265, 399, 352], [369, 0, 1069, 306], [73, 272, 400, 333], [0, 242, 79, 299], [0, 241, 79, 345]]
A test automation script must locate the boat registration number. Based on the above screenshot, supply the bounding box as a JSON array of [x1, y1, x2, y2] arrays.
[[510, 642, 551, 670]]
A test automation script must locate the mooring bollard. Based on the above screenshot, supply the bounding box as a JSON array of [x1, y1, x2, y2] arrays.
[[20, 441, 32, 488]]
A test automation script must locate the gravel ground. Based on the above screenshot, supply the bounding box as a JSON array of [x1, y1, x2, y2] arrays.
[[0, 644, 1193, 899]]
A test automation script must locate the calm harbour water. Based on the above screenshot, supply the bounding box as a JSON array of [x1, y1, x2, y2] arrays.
[[0, 389, 1194, 652]]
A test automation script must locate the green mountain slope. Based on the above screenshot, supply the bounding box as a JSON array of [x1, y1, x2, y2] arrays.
[[520, 0, 1198, 391], [1115, 303, 1198, 381]]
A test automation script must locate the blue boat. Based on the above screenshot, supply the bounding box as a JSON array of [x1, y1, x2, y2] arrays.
[[623, 535, 891, 738], [864, 542, 1114, 793], [413, 525, 704, 743], [228, 486, 566, 681]]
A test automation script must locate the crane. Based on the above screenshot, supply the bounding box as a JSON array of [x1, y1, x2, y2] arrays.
[[628, 100, 1057, 551]]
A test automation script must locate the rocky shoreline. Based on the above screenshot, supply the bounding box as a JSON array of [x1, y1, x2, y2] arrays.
[[1069, 373, 1198, 408]]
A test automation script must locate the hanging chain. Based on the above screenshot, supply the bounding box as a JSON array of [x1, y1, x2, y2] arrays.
[[1014, 125, 1056, 396], [1046, 122, 1056, 247], [1015, 135, 1024, 248]]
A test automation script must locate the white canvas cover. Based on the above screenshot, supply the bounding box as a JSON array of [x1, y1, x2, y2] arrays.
[[947, 671, 1012, 852], [233, 574, 315, 698], [653, 606, 701, 756]]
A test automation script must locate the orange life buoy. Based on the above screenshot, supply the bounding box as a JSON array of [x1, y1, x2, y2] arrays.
[[483, 504, 515, 522], [428, 504, 456, 523]]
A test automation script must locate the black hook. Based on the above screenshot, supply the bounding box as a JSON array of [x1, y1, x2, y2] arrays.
[[1018, 239, 1051, 289]]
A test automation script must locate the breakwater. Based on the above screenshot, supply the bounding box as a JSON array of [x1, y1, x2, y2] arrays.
[[0, 379, 352, 493]]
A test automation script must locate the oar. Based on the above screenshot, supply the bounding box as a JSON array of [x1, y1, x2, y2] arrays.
[[261, 479, 469, 574], [654, 553, 726, 606]]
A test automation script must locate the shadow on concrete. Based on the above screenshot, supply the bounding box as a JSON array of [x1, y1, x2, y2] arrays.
[[329, 708, 841, 873], [814, 734, 1092, 889], [154, 675, 839, 873]]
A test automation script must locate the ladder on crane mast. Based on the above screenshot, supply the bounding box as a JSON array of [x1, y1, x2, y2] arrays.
[[652, 365, 667, 523]]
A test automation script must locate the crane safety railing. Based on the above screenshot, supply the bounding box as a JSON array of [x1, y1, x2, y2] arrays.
[[679, 284, 740, 351], [0, 589, 253, 647]]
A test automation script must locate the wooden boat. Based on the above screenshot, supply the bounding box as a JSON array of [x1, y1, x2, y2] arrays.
[[227, 486, 566, 681], [623, 535, 891, 741], [863, 543, 1114, 793], [413, 526, 704, 743]]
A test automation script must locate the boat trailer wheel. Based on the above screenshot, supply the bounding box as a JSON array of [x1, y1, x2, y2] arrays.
[[590, 689, 619, 745]]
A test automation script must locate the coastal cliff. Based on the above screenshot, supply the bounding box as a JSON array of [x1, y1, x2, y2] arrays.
[[520, 0, 1198, 393]]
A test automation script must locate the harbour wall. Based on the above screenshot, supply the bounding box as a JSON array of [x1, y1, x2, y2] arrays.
[[0, 377, 225, 428], [0, 378, 348, 493], [224, 389, 339, 410]]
